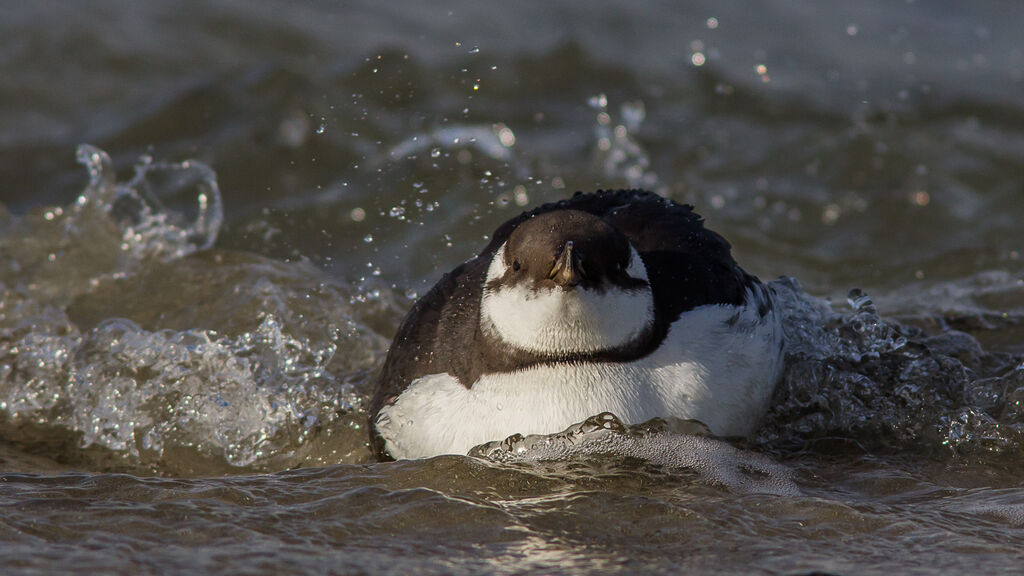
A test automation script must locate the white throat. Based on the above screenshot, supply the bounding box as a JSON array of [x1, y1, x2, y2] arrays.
[[480, 244, 654, 355]]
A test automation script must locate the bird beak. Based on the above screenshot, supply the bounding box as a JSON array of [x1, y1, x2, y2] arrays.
[[549, 240, 583, 287]]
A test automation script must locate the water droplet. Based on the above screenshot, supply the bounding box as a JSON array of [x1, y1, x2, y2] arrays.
[[495, 124, 515, 147], [513, 186, 529, 206], [847, 288, 875, 313], [822, 204, 841, 225]]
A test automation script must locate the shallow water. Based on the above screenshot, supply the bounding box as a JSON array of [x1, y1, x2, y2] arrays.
[[2, 1, 1024, 574]]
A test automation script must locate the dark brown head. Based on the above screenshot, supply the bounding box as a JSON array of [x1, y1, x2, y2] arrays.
[[489, 210, 648, 293], [480, 209, 654, 355]]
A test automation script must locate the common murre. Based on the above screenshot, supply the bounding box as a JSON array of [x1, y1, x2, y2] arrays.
[[368, 189, 784, 460]]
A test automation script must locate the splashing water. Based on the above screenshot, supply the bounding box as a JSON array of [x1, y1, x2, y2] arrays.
[[471, 412, 799, 496], [0, 146, 222, 307], [3, 146, 1023, 476], [60, 314, 344, 468], [760, 278, 1024, 456], [0, 146, 385, 473], [75, 143, 222, 263]]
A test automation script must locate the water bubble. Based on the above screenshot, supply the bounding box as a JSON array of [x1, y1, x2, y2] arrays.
[[495, 123, 516, 147], [847, 288, 875, 313], [822, 203, 841, 225]]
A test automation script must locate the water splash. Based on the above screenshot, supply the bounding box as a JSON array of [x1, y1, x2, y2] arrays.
[[471, 412, 799, 496], [68, 315, 345, 467], [77, 144, 223, 261], [0, 146, 385, 473], [0, 146, 222, 307], [761, 278, 1024, 456], [0, 306, 362, 470]]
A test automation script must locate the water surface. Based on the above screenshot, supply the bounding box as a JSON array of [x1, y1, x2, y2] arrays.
[[2, 1, 1024, 574]]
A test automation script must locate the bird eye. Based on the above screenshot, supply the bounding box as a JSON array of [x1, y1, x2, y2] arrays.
[[512, 260, 521, 271]]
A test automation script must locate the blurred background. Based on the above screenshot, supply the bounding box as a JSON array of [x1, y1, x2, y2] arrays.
[[2, 0, 1022, 302]]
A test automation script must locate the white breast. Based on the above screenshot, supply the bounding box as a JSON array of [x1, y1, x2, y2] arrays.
[[375, 288, 783, 460]]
